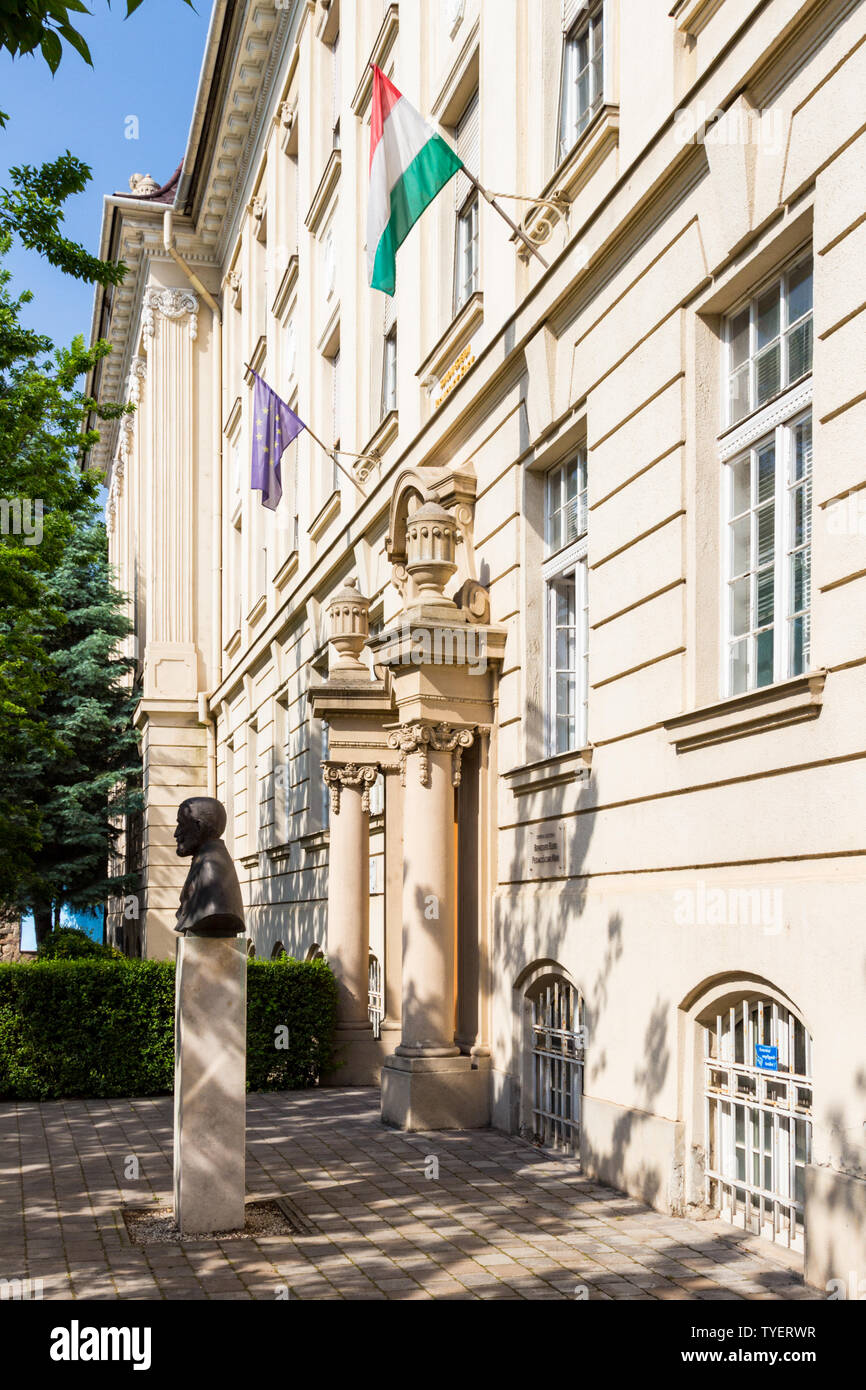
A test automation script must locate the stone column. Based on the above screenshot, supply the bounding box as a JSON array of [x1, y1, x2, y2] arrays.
[[381, 722, 490, 1130], [394, 733, 463, 1056], [322, 763, 377, 1031], [173, 934, 247, 1235]]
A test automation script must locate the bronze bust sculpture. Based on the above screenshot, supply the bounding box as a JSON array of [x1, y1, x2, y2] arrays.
[[173, 797, 245, 937]]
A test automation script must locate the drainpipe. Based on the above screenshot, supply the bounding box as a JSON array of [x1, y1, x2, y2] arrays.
[[164, 207, 223, 798]]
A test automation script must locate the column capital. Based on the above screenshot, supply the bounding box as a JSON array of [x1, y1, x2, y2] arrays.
[[387, 721, 482, 787], [322, 761, 378, 815], [143, 285, 199, 341]]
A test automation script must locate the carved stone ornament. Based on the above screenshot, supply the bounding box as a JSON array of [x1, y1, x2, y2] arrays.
[[386, 722, 475, 787], [328, 577, 371, 674], [322, 762, 378, 815], [142, 286, 199, 341]]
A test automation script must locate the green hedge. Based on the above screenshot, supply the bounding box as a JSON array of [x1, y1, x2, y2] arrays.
[[0, 956, 337, 1101], [37, 927, 122, 960]]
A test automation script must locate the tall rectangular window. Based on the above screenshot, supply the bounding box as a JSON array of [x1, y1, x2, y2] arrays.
[[725, 414, 812, 694], [543, 452, 589, 754], [453, 93, 479, 314], [382, 325, 397, 417], [559, 0, 603, 162], [722, 253, 813, 695]]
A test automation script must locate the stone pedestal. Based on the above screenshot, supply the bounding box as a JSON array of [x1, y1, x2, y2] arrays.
[[173, 934, 247, 1234], [381, 1054, 491, 1130]]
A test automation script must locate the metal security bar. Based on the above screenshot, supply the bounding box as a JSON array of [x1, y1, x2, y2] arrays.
[[531, 978, 584, 1157], [368, 952, 383, 1040], [704, 998, 812, 1252]]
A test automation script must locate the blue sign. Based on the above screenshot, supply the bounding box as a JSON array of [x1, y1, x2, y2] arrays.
[[755, 1044, 778, 1072]]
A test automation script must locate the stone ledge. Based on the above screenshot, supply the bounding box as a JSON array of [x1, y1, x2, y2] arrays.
[[663, 671, 827, 752], [503, 745, 593, 796]]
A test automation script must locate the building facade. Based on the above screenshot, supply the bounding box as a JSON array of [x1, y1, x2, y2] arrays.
[[88, 0, 866, 1289]]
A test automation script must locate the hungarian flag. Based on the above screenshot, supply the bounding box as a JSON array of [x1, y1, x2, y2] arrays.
[[250, 370, 305, 510], [367, 66, 463, 296]]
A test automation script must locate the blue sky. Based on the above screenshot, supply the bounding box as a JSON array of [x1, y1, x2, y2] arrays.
[[0, 0, 210, 350]]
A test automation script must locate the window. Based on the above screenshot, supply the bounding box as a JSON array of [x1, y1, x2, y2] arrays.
[[382, 325, 397, 417], [331, 349, 340, 492], [725, 414, 812, 694], [722, 253, 813, 696], [455, 195, 479, 312], [703, 997, 812, 1252], [543, 452, 589, 754], [726, 256, 813, 427], [527, 976, 584, 1156], [368, 952, 383, 1039], [331, 30, 341, 149], [559, 0, 603, 163], [453, 93, 479, 314]]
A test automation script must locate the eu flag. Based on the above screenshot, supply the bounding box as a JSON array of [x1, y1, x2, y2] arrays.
[[250, 370, 305, 510]]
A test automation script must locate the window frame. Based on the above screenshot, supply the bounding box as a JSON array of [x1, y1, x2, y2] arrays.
[[721, 403, 812, 697], [558, 0, 604, 166], [723, 252, 813, 431], [453, 189, 480, 316], [381, 323, 397, 418], [542, 452, 589, 756]]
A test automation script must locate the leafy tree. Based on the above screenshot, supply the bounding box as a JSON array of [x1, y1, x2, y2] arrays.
[[0, 1, 194, 283], [0, 0, 195, 75], [0, 228, 131, 914]]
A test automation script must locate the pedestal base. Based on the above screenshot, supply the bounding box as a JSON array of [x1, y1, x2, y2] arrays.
[[381, 1054, 491, 1130], [173, 934, 247, 1235], [323, 1025, 390, 1086]]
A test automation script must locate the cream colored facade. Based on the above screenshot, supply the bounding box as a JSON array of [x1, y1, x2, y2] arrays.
[[89, 0, 866, 1289]]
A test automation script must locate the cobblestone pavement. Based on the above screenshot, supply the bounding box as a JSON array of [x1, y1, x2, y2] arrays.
[[0, 1088, 821, 1301]]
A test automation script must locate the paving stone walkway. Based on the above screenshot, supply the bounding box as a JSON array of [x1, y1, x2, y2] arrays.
[[0, 1088, 820, 1300]]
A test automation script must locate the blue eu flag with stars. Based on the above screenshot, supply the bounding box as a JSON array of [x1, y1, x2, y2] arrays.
[[250, 370, 305, 510]]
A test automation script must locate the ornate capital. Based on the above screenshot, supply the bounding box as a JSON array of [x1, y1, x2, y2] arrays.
[[387, 721, 475, 787], [322, 762, 378, 815], [143, 286, 199, 341]]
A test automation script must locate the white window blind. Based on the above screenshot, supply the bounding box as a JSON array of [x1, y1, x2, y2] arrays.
[[561, 0, 590, 31], [454, 91, 479, 209]]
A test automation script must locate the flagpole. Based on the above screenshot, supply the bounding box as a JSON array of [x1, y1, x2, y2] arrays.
[[461, 168, 550, 270], [244, 364, 366, 499]]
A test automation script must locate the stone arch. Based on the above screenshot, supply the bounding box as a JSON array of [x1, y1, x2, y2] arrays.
[[271, 941, 286, 960], [305, 942, 325, 961], [511, 959, 584, 1153]]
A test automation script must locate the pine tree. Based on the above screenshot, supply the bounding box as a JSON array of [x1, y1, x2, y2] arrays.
[[18, 518, 142, 943]]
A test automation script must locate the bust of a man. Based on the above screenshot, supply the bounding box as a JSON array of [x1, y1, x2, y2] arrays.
[[173, 797, 245, 938]]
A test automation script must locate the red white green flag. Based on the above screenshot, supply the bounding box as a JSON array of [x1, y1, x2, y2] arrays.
[[367, 66, 463, 296]]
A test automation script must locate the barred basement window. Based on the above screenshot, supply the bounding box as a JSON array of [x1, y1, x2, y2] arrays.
[[704, 998, 812, 1252], [368, 952, 383, 1039], [528, 976, 584, 1156]]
